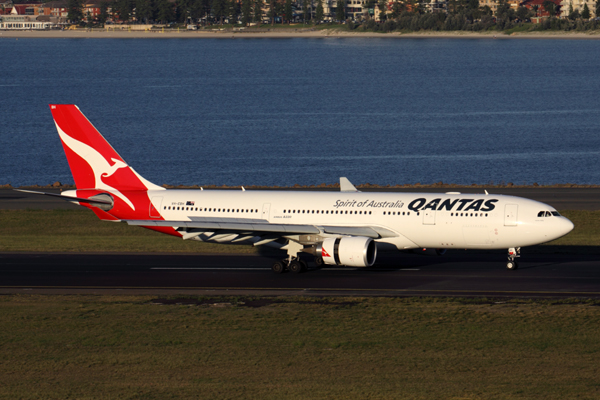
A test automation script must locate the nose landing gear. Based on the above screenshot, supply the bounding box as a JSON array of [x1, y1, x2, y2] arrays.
[[506, 247, 520, 270]]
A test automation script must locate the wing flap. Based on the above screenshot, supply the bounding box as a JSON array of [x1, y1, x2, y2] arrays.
[[124, 219, 321, 234], [124, 218, 399, 239]]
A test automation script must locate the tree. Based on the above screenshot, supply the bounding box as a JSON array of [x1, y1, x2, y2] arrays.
[[336, 0, 345, 21], [157, 0, 175, 22], [241, 0, 252, 24], [267, 0, 276, 24], [253, 0, 264, 22], [67, 0, 83, 23], [390, 0, 403, 18], [542, 0, 556, 17], [212, 0, 227, 23], [302, 0, 310, 22], [581, 2, 590, 18], [229, 0, 239, 23], [115, 0, 131, 22], [569, 7, 580, 19], [315, 0, 323, 22], [136, 0, 153, 23], [516, 5, 531, 20], [377, 0, 386, 20], [98, 1, 109, 24], [284, 0, 293, 22]]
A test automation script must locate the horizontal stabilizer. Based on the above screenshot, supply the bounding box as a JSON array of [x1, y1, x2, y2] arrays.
[[13, 189, 113, 205]]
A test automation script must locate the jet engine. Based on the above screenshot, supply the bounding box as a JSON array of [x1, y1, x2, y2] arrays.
[[317, 236, 377, 267]]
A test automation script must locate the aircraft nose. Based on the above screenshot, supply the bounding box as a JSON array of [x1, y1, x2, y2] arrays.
[[557, 217, 574, 238]]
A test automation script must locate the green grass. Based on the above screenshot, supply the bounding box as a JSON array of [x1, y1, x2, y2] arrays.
[[0, 209, 259, 253], [0, 209, 598, 253], [0, 295, 599, 399]]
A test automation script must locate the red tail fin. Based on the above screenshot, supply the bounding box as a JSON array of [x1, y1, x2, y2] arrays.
[[49, 105, 162, 192]]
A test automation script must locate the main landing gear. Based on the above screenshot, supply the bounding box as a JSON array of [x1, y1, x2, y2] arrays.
[[506, 247, 520, 270], [272, 240, 311, 274], [271, 258, 308, 274]]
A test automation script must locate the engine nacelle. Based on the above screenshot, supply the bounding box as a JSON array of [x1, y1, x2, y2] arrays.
[[318, 236, 377, 267]]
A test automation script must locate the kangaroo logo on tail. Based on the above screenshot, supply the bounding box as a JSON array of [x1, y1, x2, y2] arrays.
[[54, 122, 136, 210]]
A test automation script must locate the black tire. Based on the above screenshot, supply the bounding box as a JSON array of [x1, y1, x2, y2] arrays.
[[506, 261, 518, 270], [288, 260, 304, 274], [300, 260, 308, 272], [314, 256, 324, 268], [272, 261, 286, 274]]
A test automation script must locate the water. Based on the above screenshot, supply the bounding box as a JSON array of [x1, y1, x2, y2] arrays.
[[1, 37, 600, 187]]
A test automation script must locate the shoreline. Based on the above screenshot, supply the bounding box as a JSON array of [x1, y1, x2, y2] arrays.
[[2, 28, 600, 39]]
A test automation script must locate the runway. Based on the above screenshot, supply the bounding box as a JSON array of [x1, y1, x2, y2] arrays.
[[1, 252, 600, 297], [1, 187, 600, 298]]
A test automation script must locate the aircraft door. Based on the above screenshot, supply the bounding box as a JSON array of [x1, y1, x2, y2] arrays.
[[262, 203, 271, 221], [422, 209, 436, 225], [150, 197, 163, 218], [504, 204, 518, 226]]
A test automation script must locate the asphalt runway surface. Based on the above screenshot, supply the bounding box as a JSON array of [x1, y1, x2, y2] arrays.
[[1, 252, 600, 298], [1, 187, 600, 297]]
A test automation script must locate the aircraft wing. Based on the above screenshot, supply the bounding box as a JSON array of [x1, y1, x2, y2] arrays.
[[123, 216, 398, 239]]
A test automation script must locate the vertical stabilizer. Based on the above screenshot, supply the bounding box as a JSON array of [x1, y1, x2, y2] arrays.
[[49, 104, 163, 192], [340, 177, 360, 192]]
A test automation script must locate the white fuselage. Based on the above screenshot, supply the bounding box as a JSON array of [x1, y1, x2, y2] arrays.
[[146, 189, 574, 251]]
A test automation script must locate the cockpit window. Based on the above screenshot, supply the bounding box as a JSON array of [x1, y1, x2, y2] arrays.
[[538, 210, 559, 218]]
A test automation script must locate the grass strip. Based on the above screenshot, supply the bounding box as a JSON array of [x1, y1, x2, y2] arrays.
[[0, 209, 258, 253], [0, 209, 598, 253], [0, 295, 599, 399]]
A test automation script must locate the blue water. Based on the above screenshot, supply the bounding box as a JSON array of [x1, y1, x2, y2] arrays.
[[1, 37, 600, 187]]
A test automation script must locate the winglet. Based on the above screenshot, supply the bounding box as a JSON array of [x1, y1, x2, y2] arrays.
[[340, 177, 360, 192]]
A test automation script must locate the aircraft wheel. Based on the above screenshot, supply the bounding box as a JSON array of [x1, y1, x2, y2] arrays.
[[272, 261, 286, 274], [506, 261, 519, 270], [314, 256, 324, 268], [300, 260, 308, 272], [288, 260, 304, 274]]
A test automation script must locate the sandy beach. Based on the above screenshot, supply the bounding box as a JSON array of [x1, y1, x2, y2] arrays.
[[2, 27, 600, 39]]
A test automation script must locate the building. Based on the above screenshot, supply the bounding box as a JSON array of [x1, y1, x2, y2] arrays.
[[39, 0, 68, 18], [559, 0, 597, 17], [0, 13, 55, 28], [521, 0, 562, 17]]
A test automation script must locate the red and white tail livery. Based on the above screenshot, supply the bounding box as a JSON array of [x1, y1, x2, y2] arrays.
[[22, 105, 575, 273]]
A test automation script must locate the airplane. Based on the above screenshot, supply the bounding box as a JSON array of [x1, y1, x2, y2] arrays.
[[18, 104, 574, 273]]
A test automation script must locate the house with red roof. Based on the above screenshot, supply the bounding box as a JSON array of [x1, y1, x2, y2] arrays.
[[521, 0, 562, 17]]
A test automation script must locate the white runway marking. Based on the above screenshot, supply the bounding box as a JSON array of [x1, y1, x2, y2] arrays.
[[151, 267, 269, 271]]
